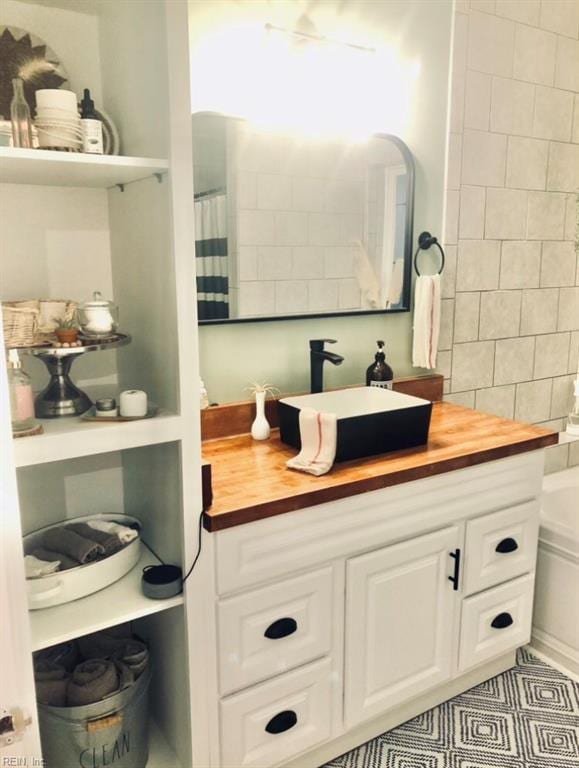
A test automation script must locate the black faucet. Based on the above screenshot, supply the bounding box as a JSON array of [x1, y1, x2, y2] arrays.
[[310, 339, 344, 394]]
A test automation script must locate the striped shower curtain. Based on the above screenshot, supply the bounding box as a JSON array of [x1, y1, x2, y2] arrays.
[[195, 191, 229, 320]]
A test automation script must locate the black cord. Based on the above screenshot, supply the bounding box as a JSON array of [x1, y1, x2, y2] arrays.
[[182, 511, 205, 584], [140, 511, 204, 584]]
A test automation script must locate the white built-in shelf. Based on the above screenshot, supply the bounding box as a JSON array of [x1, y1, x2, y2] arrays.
[[30, 546, 184, 651], [14, 412, 182, 468], [0, 147, 168, 188], [149, 721, 183, 768]]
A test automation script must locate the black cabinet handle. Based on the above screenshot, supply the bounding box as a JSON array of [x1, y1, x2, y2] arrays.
[[495, 537, 518, 554], [264, 617, 298, 640], [448, 548, 461, 591], [491, 612, 514, 630], [265, 710, 297, 735]]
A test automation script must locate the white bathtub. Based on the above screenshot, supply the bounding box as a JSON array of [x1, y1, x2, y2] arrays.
[[532, 465, 579, 676]]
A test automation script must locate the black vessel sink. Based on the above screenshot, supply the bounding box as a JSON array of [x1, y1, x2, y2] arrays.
[[278, 386, 432, 462]]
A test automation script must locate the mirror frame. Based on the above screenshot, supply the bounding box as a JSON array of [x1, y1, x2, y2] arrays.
[[193, 114, 415, 326]]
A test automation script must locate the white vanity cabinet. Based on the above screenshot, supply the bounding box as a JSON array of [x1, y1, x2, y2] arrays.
[[210, 450, 545, 768], [345, 526, 461, 727]]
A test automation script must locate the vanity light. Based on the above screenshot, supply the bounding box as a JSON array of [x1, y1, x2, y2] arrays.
[[263, 23, 376, 54]]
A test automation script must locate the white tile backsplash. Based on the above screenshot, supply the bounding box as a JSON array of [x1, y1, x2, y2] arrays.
[[495, 0, 540, 26], [500, 241, 542, 289], [555, 35, 579, 92], [533, 86, 574, 142], [539, 0, 579, 39], [256, 174, 291, 211], [465, 70, 492, 129], [513, 23, 557, 85], [540, 241, 577, 287], [490, 76, 535, 136], [534, 332, 572, 379], [520, 288, 559, 335], [485, 187, 528, 239], [308, 279, 339, 312], [457, 240, 501, 290], [468, 11, 515, 76], [462, 130, 507, 186], [459, 186, 486, 239], [546, 142, 579, 193], [527, 191, 567, 240], [479, 290, 522, 340], [505, 136, 549, 191], [275, 280, 308, 315]]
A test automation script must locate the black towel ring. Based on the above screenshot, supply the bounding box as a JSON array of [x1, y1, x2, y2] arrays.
[[414, 231, 445, 276]]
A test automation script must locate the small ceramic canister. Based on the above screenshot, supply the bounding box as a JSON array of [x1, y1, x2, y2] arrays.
[[119, 390, 147, 417]]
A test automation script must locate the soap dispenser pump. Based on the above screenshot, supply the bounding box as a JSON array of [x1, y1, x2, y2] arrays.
[[366, 340, 394, 390]]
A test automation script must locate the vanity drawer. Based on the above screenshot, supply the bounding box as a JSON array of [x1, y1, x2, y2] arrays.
[[463, 501, 539, 595], [220, 657, 333, 768], [217, 567, 333, 695], [459, 573, 534, 673]]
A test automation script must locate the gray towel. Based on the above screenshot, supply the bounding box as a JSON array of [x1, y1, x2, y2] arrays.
[[35, 641, 79, 673], [42, 527, 104, 564], [34, 660, 68, 707], [31, 546, 78, 571], [66, 522, 123, 557], [66, 660, 118, 706], [78, 632, 148, 677]]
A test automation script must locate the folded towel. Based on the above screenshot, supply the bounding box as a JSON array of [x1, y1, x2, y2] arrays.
[[35, 641, 79, 673], [66, 660, 119, 706], [286, 407, 337, 477], [121, 639, 149, 678], [34, 660, 69, 707], [66, 522, 123, 557], [42, 527, 104, 564], [412, 274, 441, 370], [87, 520, 139, 545], [31, 547, 78, 571], [25, 554, 61, 578]]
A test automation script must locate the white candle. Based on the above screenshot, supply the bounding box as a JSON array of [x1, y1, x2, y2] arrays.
[[119, 390, 148, 417]]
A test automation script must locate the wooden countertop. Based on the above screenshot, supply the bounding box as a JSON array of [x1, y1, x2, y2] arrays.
[[202, 402, 557, 532]]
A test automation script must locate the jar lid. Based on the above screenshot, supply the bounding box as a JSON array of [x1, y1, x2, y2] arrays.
[[80, 291, 115, 309], [96, 397, 117, 411]]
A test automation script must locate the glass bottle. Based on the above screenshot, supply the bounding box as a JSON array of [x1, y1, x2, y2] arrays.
[[7, 350, 37, 434], [366, 340, 394, 390], [10, 77, 33, 149]]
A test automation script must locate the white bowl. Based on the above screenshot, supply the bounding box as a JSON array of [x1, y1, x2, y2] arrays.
[[36, 88, 78, 111]]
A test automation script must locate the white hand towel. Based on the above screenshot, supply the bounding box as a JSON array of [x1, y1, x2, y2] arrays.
[[412, 274, 441, 369], [25, 554, 61, 578], [286, 407, 337, 477], [88, 520, 138, 544], [353, 240, 381, 309]]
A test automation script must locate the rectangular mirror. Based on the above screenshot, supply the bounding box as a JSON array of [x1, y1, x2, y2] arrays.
[[193, 113, 415, 324]]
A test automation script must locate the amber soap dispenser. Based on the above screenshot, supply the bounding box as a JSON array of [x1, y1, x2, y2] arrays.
[[366, 340, 394, 390]]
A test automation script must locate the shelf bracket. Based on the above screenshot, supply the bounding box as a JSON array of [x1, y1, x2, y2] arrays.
[[154, 172, 165, 184], [116, 183, 125, 193]]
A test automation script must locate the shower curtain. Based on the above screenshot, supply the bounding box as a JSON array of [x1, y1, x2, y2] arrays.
[[195, 191, 229, 320]]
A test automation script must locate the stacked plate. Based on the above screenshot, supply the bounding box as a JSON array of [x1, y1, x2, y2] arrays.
[[35, 89, 81, 151]]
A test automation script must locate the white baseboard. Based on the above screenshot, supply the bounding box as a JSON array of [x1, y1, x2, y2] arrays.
[[530, 635, 579, 682]]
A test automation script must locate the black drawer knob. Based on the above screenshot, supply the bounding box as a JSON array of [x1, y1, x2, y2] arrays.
[[264, 617, 297, 640], [495, 538, 518, 554], [265, 710, 297, 735], [491, 612, 514, 630]]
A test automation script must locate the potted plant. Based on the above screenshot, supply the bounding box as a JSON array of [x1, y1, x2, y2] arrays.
[[53, 316, 80, 345]]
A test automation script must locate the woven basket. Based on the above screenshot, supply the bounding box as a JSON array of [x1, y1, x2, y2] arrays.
[[2, 301, 40, 348], [2, 299, 77, 348]]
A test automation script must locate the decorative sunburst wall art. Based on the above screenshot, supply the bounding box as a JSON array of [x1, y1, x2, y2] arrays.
[[0, 26, 68, 119]]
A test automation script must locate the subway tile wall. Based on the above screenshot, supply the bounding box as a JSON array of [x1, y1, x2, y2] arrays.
[[441, 0, 579, 472]]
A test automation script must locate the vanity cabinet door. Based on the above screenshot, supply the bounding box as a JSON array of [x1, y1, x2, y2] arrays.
[[344, 526, 461, 727]]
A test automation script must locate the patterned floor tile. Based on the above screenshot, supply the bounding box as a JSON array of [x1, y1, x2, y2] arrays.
[[323, 649, 579, 768]]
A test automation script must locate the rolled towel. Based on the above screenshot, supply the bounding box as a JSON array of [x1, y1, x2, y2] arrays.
[[42, 527, 104, 564], [412, 274, 441, 370], [66, 660, 119, 707], [25, 554, 61, 578], [121, 639, 149, 678], [286, 407, 337, 477], [31, 547, 78, 571], [35, 641, 79, 673], [34, 660, 68, 707], [87, 519, 139, 545], [66, 522, 123, 557]]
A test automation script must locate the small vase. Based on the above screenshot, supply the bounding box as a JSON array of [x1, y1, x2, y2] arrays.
[[251, 390, 270, 440]]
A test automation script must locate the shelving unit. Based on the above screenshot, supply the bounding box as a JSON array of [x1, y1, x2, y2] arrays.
[[30, 546, 184, 651], [14, 411, 182, 467], [1, 1, 201, 766], [0, 147, 168, 188]]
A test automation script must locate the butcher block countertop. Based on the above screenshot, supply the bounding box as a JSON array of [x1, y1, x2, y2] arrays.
[[202, 401, 557, 532]]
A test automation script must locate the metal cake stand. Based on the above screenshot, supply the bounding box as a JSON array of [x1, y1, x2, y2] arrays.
[[18, 334, 131, 418]]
